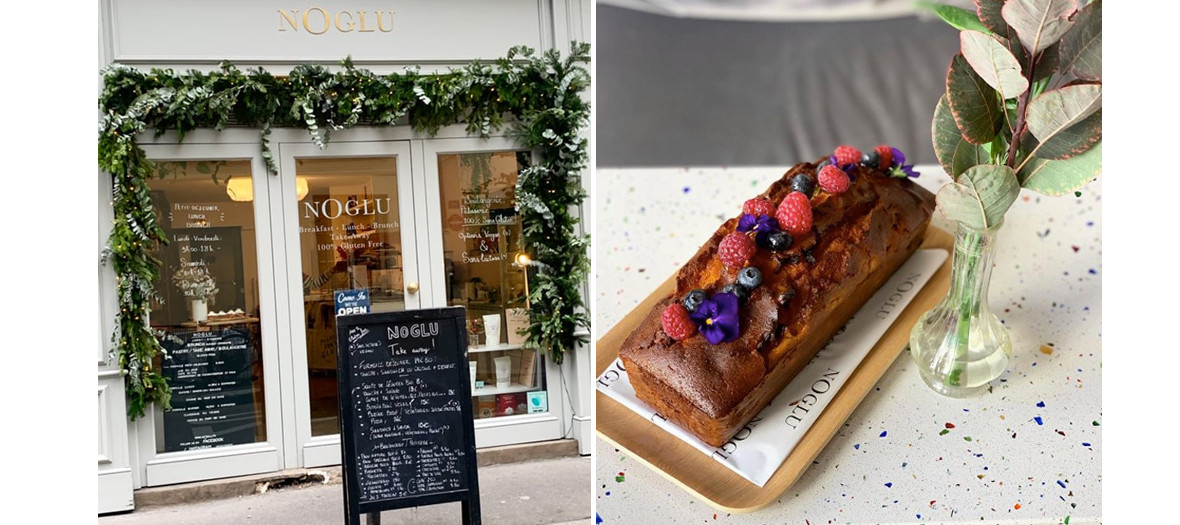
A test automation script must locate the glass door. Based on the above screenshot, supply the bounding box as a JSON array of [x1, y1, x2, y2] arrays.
[[134, 143, 285, 486], [421, 137, 567, 448], [275, 140, 419, 467]]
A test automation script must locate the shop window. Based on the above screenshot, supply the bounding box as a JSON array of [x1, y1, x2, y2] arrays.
[[437, 151, 548, 419], [146, 160, 267, 453]]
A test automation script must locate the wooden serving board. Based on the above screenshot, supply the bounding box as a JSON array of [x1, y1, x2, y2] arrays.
[[595, 226, 954, 513]]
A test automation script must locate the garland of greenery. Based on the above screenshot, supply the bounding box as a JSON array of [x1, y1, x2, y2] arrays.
[[99, 44, 591, 419]]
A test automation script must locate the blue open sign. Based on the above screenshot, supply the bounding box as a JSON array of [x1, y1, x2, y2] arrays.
[[335, 289, 371, 316]]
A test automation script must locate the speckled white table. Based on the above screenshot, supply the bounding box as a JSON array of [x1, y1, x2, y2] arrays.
[[594, 165, 1101, 524]]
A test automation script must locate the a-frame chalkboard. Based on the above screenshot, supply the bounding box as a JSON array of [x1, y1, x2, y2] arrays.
[[335, 307, 481, 525]]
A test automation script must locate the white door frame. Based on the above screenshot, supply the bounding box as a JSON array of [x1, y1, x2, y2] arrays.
[[420, 136, 567, 448], [274, 139, 419, 468], [132, 142, 285, 486]]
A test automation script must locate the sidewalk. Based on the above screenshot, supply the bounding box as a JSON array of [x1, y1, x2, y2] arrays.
[[100, 456, 591, 525]]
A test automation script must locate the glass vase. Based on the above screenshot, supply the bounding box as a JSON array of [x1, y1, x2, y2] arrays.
[[909, 220, 1011, 397]]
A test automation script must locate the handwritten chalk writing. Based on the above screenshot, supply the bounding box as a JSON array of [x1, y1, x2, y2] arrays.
[[349, 327, 371, 344], [386, 322, 439, 340], [339, 313, 472, 506]]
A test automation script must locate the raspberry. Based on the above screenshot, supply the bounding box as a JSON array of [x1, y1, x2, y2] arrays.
[[718, 232, 756, 269], [818, 165, 851, 194], [661, 303, 696, 340], [875, 145, 894, 169], [742, 198, 775, 217], [833, 145, 862, 167], [776, 191, 813, 236]]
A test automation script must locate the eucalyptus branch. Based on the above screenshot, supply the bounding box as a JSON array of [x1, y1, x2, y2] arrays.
[[99, 44, 593, 417], [1005, 51, 1038, 170]]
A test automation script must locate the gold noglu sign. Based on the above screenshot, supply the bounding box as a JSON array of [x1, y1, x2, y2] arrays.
[[278, 8, 394, 34]]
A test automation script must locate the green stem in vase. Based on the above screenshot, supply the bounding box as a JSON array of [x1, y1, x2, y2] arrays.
[[946, 228, 982, 388]]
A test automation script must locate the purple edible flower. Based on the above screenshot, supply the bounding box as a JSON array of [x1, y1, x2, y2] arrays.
[[689, 292, 741, 345], [890, 147, 906, 168], [888, 147, 919, 178], [829, 154, 857, 173], [736, 213, 780, 245]]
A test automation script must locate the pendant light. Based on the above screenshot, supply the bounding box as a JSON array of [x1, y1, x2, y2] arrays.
[[225, 176, 310, 201], [226, 177, 252, 202]]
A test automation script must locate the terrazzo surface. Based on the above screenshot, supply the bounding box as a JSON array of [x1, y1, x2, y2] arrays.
[[594, 166, 1101, 524]]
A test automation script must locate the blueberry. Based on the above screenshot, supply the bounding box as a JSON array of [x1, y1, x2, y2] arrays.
[[682, 289, 706, 313], [815, 158, 831, 171], [738, 267, 762, 289], [790, 173, 817, 198], [861, 150, 880, 169], [720, 283, 750, 305], [766, 231, 793, 251]]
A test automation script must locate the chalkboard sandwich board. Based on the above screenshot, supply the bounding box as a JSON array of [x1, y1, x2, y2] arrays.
[[335, 307, 481, 525]]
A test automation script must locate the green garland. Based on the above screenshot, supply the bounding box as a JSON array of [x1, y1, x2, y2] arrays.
[[99, 44, 591, 419]]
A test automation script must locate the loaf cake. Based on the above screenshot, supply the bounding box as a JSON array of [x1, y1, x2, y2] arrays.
[[618, 145, 934, 447]]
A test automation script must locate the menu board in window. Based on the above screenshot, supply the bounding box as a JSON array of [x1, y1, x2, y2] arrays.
[[335, 307, 482, 525], [160, 327, 257, 452]]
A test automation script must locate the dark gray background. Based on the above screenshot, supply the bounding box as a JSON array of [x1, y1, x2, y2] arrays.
[[596, 5, 961, 167]]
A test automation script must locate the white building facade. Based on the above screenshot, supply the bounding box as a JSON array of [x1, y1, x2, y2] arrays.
[[97, 0, 592, 513]]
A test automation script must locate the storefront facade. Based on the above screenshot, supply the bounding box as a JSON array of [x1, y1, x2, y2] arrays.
[[97, 1, 591, 514]]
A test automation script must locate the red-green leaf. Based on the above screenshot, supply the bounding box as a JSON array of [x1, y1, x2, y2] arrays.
[[933, 95, 990, 178], [977, 0, 1029, 67], [960, 31, 1028, 100], [946, 54, 1003, 145], [1059, 0, 1101, 81], [1026, 83, 1102, 144], [936, 165, 1020, 229], [1033, 43, 1060, 83], [1035, 109, 1101, 160], [1002, 0, 1076, 54], [1019, 141, 1102, 196], [974, 0, 1009, 35]]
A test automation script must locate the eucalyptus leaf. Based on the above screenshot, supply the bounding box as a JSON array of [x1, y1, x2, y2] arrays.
[[960, 31, 1028, 100], [917, 1, 991, 33], [933, 95, 990, 178], [1025, 83, 1102, 144], [946, 54, 1003, 145], [1032, 42, 1059, 82], [1034, 109, 1101, 160], [994, 34, 1028, 74], [1019, 141, 1102, 196], [974, 0, 1007, 32], [936, 164, 1020, 229], [976, 0, 1030, 63], [1059, 0, 1101, 81], [1001, 0, 1075, 54]]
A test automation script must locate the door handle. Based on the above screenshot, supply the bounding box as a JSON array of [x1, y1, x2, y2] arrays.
[[407, 281, 419, 294]]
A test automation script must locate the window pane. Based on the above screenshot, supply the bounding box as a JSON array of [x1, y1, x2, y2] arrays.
[[295, 156, 405, 436], [436, 151, 549, 419], [147, 160, 267, 453]]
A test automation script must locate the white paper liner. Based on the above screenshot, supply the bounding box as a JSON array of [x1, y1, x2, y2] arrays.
[[596, 248, 947, 486]]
